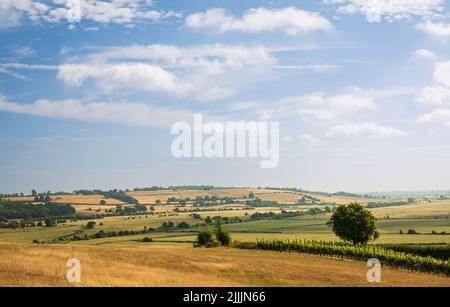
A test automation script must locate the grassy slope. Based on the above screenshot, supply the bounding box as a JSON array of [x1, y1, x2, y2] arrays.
[[0, 242, 449, 287]]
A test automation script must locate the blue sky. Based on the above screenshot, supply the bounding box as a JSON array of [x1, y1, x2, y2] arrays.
[[2, 0, 450, 193]]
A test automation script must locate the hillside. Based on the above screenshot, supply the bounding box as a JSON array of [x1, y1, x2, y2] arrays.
[[0, 242, 449, 287]]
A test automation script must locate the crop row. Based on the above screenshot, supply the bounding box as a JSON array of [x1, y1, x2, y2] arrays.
[[255, 239, 450, 276]]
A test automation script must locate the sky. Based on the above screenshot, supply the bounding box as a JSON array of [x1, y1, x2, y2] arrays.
[[2, 0, 450, 194]]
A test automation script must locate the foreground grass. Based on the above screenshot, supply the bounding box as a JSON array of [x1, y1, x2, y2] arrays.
[[0, 242, 449, 287]]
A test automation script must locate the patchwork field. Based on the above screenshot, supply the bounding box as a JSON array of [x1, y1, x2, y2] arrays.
[[1, 188, 449, 286]]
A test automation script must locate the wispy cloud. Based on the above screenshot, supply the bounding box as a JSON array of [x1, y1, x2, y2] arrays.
[[3, 43, 335, 101], [0, 96, 196, 129], [326, 122, 407, 139]]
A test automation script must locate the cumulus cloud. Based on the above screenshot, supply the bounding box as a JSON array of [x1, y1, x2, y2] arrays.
[[417, 86, 450, 105], [55, 44, 277, 100], [433, 60, 450, 87], [416, 56, 450, 125], [57, 63, 192, 95], [326, 122, 407, 138], [0, 95, 195, 128], [0, 0, 179, 29], [418, 108, 450, 126], [326, 0, 444, 22], [416, 21, 450, 38], [2, 43, 340, 101], [185, 7, 332, 35]]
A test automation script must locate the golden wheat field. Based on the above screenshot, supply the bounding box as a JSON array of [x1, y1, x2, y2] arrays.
[[0, 242, 449, 287]]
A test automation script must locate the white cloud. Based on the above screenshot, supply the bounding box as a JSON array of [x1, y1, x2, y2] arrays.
[[89, 44, 276, 74], [433, 60, 450, 87], [57, 63, 192, 95], [0, 0, 49, 28], [418, 108, 450, 126], [185, 7, 332, 35], [0, 62, 58, 80], [298, 134, 321, 145], [416, 21, 450, 38], [326, 0, 444, 22], [417, 86, 450, 105], [273, 87, 399, 121], [0, 0, 179, 29], [0, 67, 29, 80], [56, 44, 277, 101], [3, 43, 341, 101], [415, 48, 436, 59], [274, 64, 341, 72], [326, 122, 407, 138], [0, 95, 195, 129]]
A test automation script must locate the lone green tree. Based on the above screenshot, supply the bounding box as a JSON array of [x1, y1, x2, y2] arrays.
[[214, 218, 231, 246], [327, 202, 379, 245]]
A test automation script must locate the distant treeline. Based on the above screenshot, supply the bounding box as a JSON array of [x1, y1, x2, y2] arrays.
[[74, 189, 138, 204], [245, 199, 279, 207], [365, 200, 414, 209], [249, 208, 329, 221], [260, 187, 371, 198], [132, 185, 245, 191], [0, 201, 75, 220]]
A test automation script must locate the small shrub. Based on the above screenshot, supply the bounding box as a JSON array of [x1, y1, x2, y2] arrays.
[[196, 229, 215, 246], [86, 221, 96, 229]]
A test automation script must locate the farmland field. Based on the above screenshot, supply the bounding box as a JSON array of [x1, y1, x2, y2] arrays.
[[1, 242, 449, 287], [1, 187, 449, 286]]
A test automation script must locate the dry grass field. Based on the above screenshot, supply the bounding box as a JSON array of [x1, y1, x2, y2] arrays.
[[0, 242, 449, 287], [1, 188, 449, 286], [370, 200, 450, 219]]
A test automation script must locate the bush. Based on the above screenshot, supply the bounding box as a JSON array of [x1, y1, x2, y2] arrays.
[[142, 237, 153, 242], [86, 221, 96, 229], [407, 229, 418, 234], [196, 229, 215, 246], [44, 218, 55, 227]]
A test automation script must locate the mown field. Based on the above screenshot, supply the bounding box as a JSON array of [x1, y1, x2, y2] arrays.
[[1, 188, 449, 286]]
